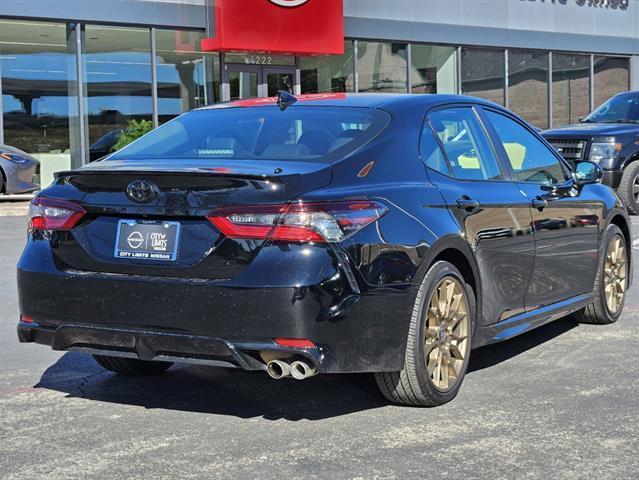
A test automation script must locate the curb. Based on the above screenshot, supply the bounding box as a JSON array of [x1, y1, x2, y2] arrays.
[[0, 204, 29, 217]]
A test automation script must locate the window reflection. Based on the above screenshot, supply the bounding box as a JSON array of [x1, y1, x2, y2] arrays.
[[357, 41, 408, 93], [508, 50, 549, 129], [155, 29, 219, 123], [461, 48, 505, 105], [552, 53, 590, 127], [594, 56, 630, 108], [300, 41, 354, 93], [411, 44, 457, 94], [0, 19, 75, 187], [85, 26, 152, 160]]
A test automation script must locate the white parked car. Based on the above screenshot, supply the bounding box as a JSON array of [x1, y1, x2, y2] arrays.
[[0, 145, 39, 194]]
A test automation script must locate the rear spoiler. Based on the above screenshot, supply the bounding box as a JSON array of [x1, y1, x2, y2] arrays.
[[54, 168, 282, 182], [54, 158, 330, 182]]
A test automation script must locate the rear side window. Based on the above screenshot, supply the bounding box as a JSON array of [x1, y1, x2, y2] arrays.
[[428, 107, 502, 181], [420, 123, 449, 175], [108, 106, 390, 163], [485, 110, 569, 184]]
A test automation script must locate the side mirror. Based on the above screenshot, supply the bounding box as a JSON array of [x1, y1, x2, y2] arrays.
[[573, 161, 603, 186]]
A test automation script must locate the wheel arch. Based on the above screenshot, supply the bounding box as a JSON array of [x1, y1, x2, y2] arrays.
[[608, 212, 632, 287], [418, 235, 482, 325], [619, 148, 639, 171]]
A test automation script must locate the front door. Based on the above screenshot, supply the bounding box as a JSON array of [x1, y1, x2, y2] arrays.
[[425, 106, 535, 325], [480, 108, 602, 310], [264, 67, 296, 97], [227, 65, 261, 100], [225, 65, 297, 101]]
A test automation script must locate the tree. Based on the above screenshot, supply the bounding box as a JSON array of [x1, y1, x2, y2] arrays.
[[112, 119, 154, 152]]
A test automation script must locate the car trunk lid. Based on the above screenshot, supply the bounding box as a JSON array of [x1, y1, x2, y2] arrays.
[[48, 159, 332, 278]]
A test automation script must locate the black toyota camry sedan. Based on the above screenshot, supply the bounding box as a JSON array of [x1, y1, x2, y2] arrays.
[[17, 93, 631, 406]]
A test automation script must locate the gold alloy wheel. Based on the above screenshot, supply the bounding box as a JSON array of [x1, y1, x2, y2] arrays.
[[424, 277, 470, 392], [604, 235, 627, 314]]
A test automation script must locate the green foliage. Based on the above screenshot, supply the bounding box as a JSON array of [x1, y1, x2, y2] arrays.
[[112, 119, 154, 152]]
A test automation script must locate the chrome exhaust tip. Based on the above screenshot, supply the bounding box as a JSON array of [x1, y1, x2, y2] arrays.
[[266, 360, 291, 379], [290, 360, 317, 380]]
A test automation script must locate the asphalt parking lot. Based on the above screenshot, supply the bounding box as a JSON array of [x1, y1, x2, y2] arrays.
[[1, 211, 638, 480]]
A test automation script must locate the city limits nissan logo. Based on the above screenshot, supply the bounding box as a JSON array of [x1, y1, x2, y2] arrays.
[[268, 0, 310, 7]]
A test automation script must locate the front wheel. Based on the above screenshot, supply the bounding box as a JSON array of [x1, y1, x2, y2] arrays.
[[375, 261, 474, 407], [575, 224, 628, 325], [617, 161, 639, 215], [93, 355, 173, 376]]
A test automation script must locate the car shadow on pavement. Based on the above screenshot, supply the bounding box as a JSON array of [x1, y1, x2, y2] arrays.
[[468, 315, 579, 373], [35, 352, 388, 420], [35, 316, 580, 419]]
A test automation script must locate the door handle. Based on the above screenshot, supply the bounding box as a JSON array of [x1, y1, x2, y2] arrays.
[[455, 196, 480, 212], [531, 197, 548, 210]]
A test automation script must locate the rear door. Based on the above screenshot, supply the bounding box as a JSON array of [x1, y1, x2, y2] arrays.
[[480, 107, 602, 309], [423, 105, 534, 324]]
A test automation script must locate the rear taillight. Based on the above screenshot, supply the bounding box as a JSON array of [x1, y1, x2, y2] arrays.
[[207, 201, 387, 243], [28, 197, 86, 231]]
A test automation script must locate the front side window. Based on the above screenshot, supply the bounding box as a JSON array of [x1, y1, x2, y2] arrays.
[[428, 107, 502, 181], [485, 110, 568, 184]]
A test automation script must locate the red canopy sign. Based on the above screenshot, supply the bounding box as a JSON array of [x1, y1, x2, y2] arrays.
[[201, 0, 344, 55]]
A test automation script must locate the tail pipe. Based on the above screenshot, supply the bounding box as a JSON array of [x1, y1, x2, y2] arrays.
[[289, 360, 317, 380], [266, 360, 291, 379]]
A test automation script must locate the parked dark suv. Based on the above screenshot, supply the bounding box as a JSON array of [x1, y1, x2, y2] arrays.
[[544, 91, 639, 213], [17, 93, 632, 407]]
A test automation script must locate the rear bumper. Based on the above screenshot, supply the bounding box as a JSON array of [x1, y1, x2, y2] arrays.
[[17, 265, 413, 373], [17, 322, 324, 371]]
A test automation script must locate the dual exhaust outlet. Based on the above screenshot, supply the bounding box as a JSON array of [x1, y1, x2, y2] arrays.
[[266, 359, 317, 380]]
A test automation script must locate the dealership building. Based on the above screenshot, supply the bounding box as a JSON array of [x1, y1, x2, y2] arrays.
[[0, 0, 637, 187]]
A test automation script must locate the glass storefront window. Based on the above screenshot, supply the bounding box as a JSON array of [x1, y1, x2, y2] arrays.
[[84, 25, 152, 162], [594, 56, 630, 108], [552, 53, 590, 127], [0, 19, 76, 188], [156, 29, 219, 123], [300, 41, 354, 94], [410, 44, 457, 94], [508, 50, 549, 129], [357, 41, 408, 93], [461, 47, 505, 105]]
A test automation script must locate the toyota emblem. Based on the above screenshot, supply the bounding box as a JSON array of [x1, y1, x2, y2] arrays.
[[126, 180, 159, 203]]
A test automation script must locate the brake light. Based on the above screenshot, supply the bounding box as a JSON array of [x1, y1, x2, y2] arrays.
[[28, 197, 86, 231], [207, 201, 387, 243]]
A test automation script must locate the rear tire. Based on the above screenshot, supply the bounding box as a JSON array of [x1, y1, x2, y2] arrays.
[[93, 355, 173, 376], [617, 161, 639, 215], [575, 224, 628, 325], [375, 261, 474, 407]]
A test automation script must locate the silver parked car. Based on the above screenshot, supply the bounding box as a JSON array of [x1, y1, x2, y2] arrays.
[[0, 145, 39, 194]]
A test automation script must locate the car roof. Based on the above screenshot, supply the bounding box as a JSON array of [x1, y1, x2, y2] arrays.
[[196, 93, 502, 111]]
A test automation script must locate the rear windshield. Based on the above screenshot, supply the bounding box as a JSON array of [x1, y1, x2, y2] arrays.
[[107, 106, 390, 163]]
